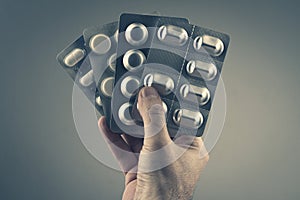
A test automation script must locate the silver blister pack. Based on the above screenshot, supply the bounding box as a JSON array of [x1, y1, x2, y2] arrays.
[[111, 13, 190, 135], [112, 14, 230, 137], [56, 13, 230, 138], [83, 22, 119, 125], [140, 18, 230, 137], [56, 36, 104, 115]]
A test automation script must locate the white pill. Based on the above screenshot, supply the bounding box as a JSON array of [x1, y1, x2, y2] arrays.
[[79, 70, 94, 87], [89, 34, 111, 55], [63, 48, 85, 67], [173, 109, 203, 129]]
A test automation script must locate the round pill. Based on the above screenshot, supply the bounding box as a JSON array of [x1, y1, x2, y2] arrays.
[[121, 76, 140, 98], [118, 102, 135, 125], [107, 53, 117, 72], [125, 23, 148, 46], [89, 34, 111, 55], [100, 77, 114, 97], [123, 49, 146, 71], [63, 48, 85, 67]]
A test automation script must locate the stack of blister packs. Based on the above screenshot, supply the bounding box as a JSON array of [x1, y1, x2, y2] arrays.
[[57, 13, 230, 138]]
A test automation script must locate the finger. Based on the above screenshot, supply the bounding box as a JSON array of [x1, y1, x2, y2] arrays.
[[122, 178, 137, 199], [124, 172, 137, 186], [98, 117, 138, 174], [99, 117, 131, 151], [137, 87, 172, 152], [122, 134, 143, 153]]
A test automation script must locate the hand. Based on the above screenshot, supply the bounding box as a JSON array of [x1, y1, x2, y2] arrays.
[[98, 87, 209, 200]]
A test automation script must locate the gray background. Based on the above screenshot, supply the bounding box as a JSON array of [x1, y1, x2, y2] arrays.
[[1, 0, 299, 199]]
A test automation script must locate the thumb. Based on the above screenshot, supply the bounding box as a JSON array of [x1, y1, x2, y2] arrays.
[[138, 87, 172, 152]]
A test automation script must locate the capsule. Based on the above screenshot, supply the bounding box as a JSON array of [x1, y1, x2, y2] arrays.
[[118, 102, 135, 125], [180, 84, 210, 106], [144, 73, 174, 95], [157, 25, 188, 46], [123, 49, 146, 71], [89, 34, 111, 55], [125, 23, 148, 46], [121, 76, 140, 98], [193, 35, 224, 57], [173, 109, 203, 129], [100, 77, 114, 97], [63, 48, 85, 67], [79, 70, 94, 87], [107, 53, 117, 72], [186, 60, 217, 81]]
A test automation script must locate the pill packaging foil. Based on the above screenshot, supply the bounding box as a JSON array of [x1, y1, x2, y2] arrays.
[[56, 13, 230, 138], [111, 13, 230, 137], [143, 18, 230, 137], [83, 21, 119, 125], [111, 13, 189, 135], [56, 36, 104, 115]]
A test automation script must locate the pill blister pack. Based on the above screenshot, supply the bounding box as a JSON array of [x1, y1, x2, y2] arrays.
[[138, 18, 230, 137], [83, 21, 119, 125], [57, 13, 230, 138], [111, 13, 189, 134], [56, 36, 104, 115]]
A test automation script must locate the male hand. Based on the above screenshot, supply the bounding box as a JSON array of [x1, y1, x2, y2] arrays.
[[98, 87, 209, 200]]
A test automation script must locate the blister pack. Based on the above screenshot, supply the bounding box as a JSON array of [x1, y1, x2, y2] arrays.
[[140, 19, 230, 137], [111, 14, 230, 137], [56, 36, 104, 115], [169, 24, 230, 137], [56, 13, 230, 138], [110, 13, 189, 134], [83, 21, 119, 125]]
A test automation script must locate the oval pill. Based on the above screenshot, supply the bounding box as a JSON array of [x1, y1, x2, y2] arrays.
[[193, 35, 224, 57], [100, 77, 114, 97], [186, 60, 217, 81], [125, 23, 148, 46], [89, 34, 111, 55], [63, 48, 85, 67], [79, 70, 94, 87], [157, 25, 188, 46], [180, 84, 210, 106], [144, 73, 174, 95], [173, 109, 203, 129], [123, 49, 146, 71]]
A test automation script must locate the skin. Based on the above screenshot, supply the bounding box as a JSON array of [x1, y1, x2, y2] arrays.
[[98, 87, 209, 200]]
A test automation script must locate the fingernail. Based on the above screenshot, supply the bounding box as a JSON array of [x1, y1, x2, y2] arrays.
[[142, 87, 158, 97]]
